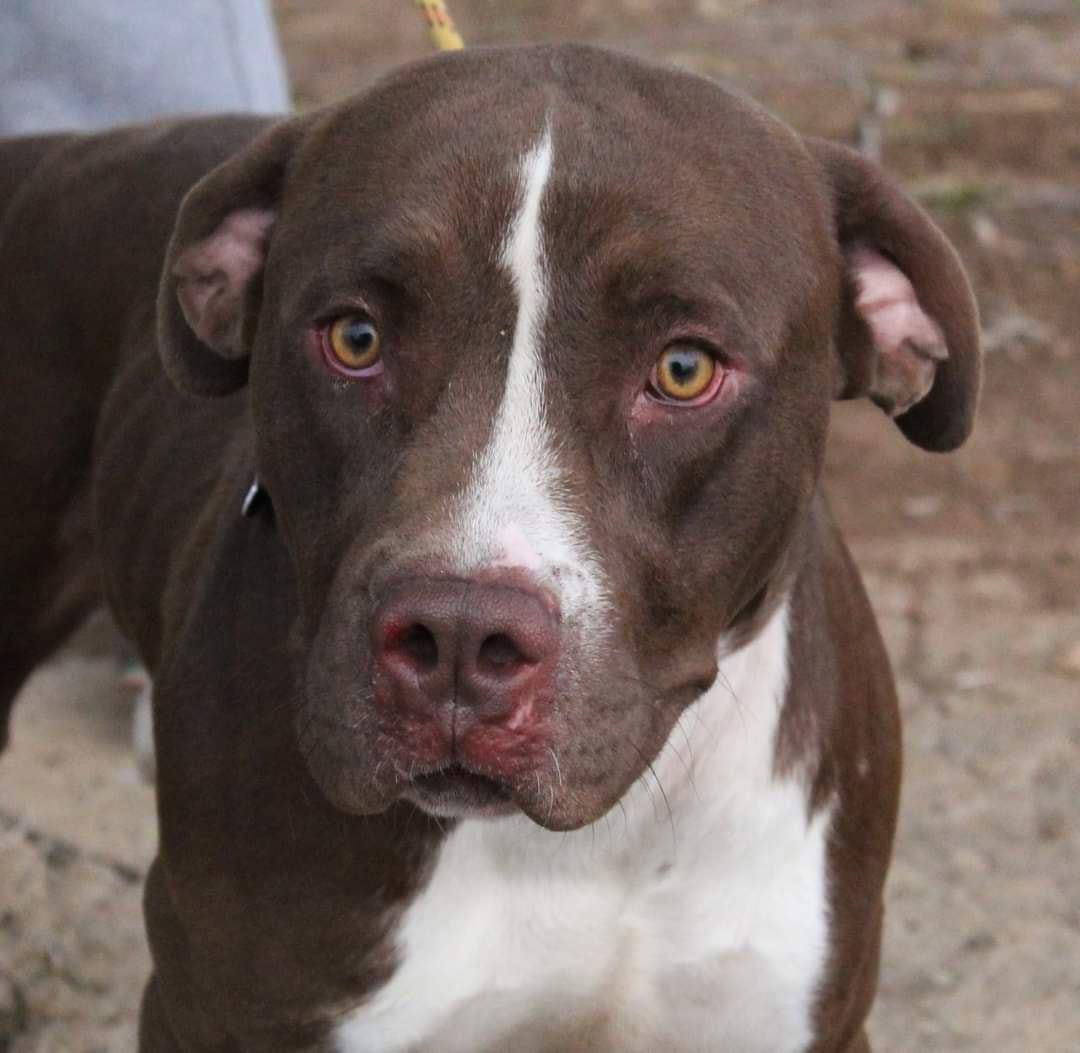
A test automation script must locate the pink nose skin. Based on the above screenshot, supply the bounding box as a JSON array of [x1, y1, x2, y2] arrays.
[[373, 576, 559, 751]]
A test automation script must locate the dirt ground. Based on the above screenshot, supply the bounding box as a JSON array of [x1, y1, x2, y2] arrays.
[[2, 1, 1078, 1050]]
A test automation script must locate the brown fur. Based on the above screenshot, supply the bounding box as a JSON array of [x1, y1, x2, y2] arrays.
[[0, 44, 979, 1050]]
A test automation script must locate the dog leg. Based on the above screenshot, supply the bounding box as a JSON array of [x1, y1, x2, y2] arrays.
[[138, 976, 186, 1053], [0, 364, 101, 748], [0, 533, 99, 750]]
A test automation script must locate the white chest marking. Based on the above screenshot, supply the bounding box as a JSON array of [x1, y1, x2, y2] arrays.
[[335, 603, 833, 1053], [448, 127, 608, 626]]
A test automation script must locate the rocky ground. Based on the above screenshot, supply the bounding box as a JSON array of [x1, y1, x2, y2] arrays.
[[2, 1, 1078, 1049]]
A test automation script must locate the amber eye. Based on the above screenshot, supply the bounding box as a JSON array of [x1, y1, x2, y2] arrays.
[[653, 346, 716, 401], [326, 315, 381, 372]]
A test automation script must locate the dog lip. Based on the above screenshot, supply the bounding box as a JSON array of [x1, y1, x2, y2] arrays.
[[407, 762, 517, 817]]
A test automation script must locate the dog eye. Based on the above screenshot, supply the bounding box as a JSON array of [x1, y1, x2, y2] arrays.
[[650, 345, 718, 403], [323, 315, 382, 375]]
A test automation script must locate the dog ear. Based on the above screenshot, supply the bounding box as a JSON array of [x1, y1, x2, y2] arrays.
[[157, 119, 300, 397], [806, 137, 981, 451]]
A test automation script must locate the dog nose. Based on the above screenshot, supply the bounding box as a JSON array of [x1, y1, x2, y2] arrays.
[[373, 577, 559, 727]]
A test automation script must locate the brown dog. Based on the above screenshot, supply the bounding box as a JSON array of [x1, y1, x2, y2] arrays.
[[0, 44, 979, 1052]]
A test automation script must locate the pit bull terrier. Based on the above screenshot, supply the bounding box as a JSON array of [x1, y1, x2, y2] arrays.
[[0, 43, 980, 1052]]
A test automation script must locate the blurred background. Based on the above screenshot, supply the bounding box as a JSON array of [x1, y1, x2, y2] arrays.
[[1, 1, 1078, 1049]]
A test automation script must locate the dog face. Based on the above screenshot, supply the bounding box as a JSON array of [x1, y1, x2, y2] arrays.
[[159, 45, 979, 829]]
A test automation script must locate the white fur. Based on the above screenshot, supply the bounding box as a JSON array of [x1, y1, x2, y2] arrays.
[[449, 128, 609, 625], [121, 664, 156, 783], [335, 601, 833, 1053]]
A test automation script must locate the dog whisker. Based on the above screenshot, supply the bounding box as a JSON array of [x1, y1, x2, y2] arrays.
[[674, 718, 702, 804], [628, 738, 677, 852], [546, 746, 563, 787]]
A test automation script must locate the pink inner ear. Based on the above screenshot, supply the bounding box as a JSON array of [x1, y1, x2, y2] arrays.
[[173, 207, 276, 355], [850, 245, 949, 417]]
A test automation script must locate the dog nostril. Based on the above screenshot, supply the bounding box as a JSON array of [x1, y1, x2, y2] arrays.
[[399, 624, 439, 671], [478, 632, 525, 670]]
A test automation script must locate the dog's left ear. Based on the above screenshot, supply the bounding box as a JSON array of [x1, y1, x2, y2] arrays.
[[807, 137, 981, 451], [158, 119, 301, 397]]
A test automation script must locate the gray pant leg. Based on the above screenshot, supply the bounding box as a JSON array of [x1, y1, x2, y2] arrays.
[[0, 0, 290, 134]]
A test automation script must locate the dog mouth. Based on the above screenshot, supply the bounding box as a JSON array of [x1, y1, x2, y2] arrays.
[[405, 763, 517, 819]]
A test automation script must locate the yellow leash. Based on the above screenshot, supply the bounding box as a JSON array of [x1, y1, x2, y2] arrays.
[[413, 0, 465, 51]]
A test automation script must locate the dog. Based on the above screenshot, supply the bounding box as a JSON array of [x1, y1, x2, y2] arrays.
[[0, 43, 979, 1052]]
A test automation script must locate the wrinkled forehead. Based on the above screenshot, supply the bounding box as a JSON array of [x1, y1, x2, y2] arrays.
[[277, 48, 831, 332]]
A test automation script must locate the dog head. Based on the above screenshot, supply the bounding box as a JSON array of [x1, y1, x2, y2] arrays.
[[158, 44, 979, 829]]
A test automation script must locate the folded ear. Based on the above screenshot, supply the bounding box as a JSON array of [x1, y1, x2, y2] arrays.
[[157, 119, 300, 397], [807, 137, 982, 451]]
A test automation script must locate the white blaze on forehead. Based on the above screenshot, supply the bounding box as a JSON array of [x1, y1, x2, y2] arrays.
[[452, 126, 607, 620]]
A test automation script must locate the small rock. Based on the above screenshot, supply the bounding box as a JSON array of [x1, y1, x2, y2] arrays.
[[982, 311, 1055, 356], [903, 495, 943, 520], [1036, 809, 1065, 842], [954, 668, 993, 691], [971, 212, 1001, 247], [989, 495, 1039, 522], [1056, 641, 1080, 678], [962, 929, 998, 954]]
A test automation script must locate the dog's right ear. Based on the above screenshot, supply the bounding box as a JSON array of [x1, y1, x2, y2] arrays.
[[157, 119, 300, 397]]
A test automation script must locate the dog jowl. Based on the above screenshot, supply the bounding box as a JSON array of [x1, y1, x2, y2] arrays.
[[2, 42, 979, 1052]]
